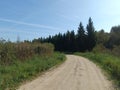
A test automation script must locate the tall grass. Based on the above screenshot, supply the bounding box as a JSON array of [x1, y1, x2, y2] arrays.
[[0, 52, 65, 90], [75, 52, 120, 88], [0, 42, 54, 65]]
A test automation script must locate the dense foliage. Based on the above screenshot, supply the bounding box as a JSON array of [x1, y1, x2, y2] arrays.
[[33, 17, 97, 52], [95, 25, 120, 57]]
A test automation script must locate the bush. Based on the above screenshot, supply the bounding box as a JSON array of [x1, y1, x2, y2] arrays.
[[15, 43, 34, 60], [0, 42, 54, 65], [112, 45, 120, 57], [0, 43, 16, 65], [92, 44, 109, 53], [33, 43, 54, 56]]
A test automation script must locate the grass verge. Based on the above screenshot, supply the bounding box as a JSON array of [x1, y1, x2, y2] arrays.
[[0, 52, 65, 90], [75, 52, 120, 89]]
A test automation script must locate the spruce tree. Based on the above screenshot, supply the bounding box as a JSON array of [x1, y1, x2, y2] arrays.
[[86, 17, 96, 51], [77, 22, 86, 52], [70, 30, 76, 52]]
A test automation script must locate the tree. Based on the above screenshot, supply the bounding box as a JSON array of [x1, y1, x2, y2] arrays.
[[69, 30, 76, 52], [96, 29, 109, 45], [77, 22, 86, 52], [65, 31, 71, 52], [105, 25, 120, 49], [86, 17, 96, 51]]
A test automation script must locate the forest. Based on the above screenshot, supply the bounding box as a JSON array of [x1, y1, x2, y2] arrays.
[[32, 17, 120, 56]]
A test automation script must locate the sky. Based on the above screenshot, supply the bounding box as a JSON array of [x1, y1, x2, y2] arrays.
[[0, 0, 120, 41]]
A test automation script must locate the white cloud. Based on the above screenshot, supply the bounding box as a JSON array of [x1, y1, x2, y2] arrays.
[[0, 27, 38, 35], [0, 18, 62, 30]]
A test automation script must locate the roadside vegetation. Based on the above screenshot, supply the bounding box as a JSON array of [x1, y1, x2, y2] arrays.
[[0, 41, 65, 90], [75, 52, 120, 89]]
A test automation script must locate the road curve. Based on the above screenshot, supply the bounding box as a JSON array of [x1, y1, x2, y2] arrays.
[[18, 55, 114, 90]]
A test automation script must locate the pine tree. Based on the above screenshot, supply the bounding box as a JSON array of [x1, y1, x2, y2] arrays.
[[77, 22, 86, 52], [86, 17, 96, 51], [70, 30, 76, 52]]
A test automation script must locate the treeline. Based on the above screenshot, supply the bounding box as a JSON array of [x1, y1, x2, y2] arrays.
[[0, 41, 54, 65], [33, 17, 96, 52], [32, 18, 120, 55]]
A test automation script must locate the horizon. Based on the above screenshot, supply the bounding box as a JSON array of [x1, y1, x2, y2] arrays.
[[0, 0, 120, 41]]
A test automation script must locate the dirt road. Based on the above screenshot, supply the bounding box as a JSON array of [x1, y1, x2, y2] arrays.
[[18, 55, 114, 90]]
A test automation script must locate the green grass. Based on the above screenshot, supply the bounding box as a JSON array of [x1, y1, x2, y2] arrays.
[[75, 52, 120, 89], [0, 52, 65, 90]]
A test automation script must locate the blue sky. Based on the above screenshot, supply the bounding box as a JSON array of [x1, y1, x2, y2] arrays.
[[0, 0, 120, 41]]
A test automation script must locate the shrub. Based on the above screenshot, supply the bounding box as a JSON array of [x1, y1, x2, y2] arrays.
[[92, 44, 109, 53], [0, 42, 54, 65], [0, 43, 16, 65], [15, 43, 34, 60], [33, 43, 54, 56], [112, 45, 120, 57]]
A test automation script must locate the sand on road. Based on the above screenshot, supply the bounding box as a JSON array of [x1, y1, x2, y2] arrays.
[[18, 55, 114, 90]]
